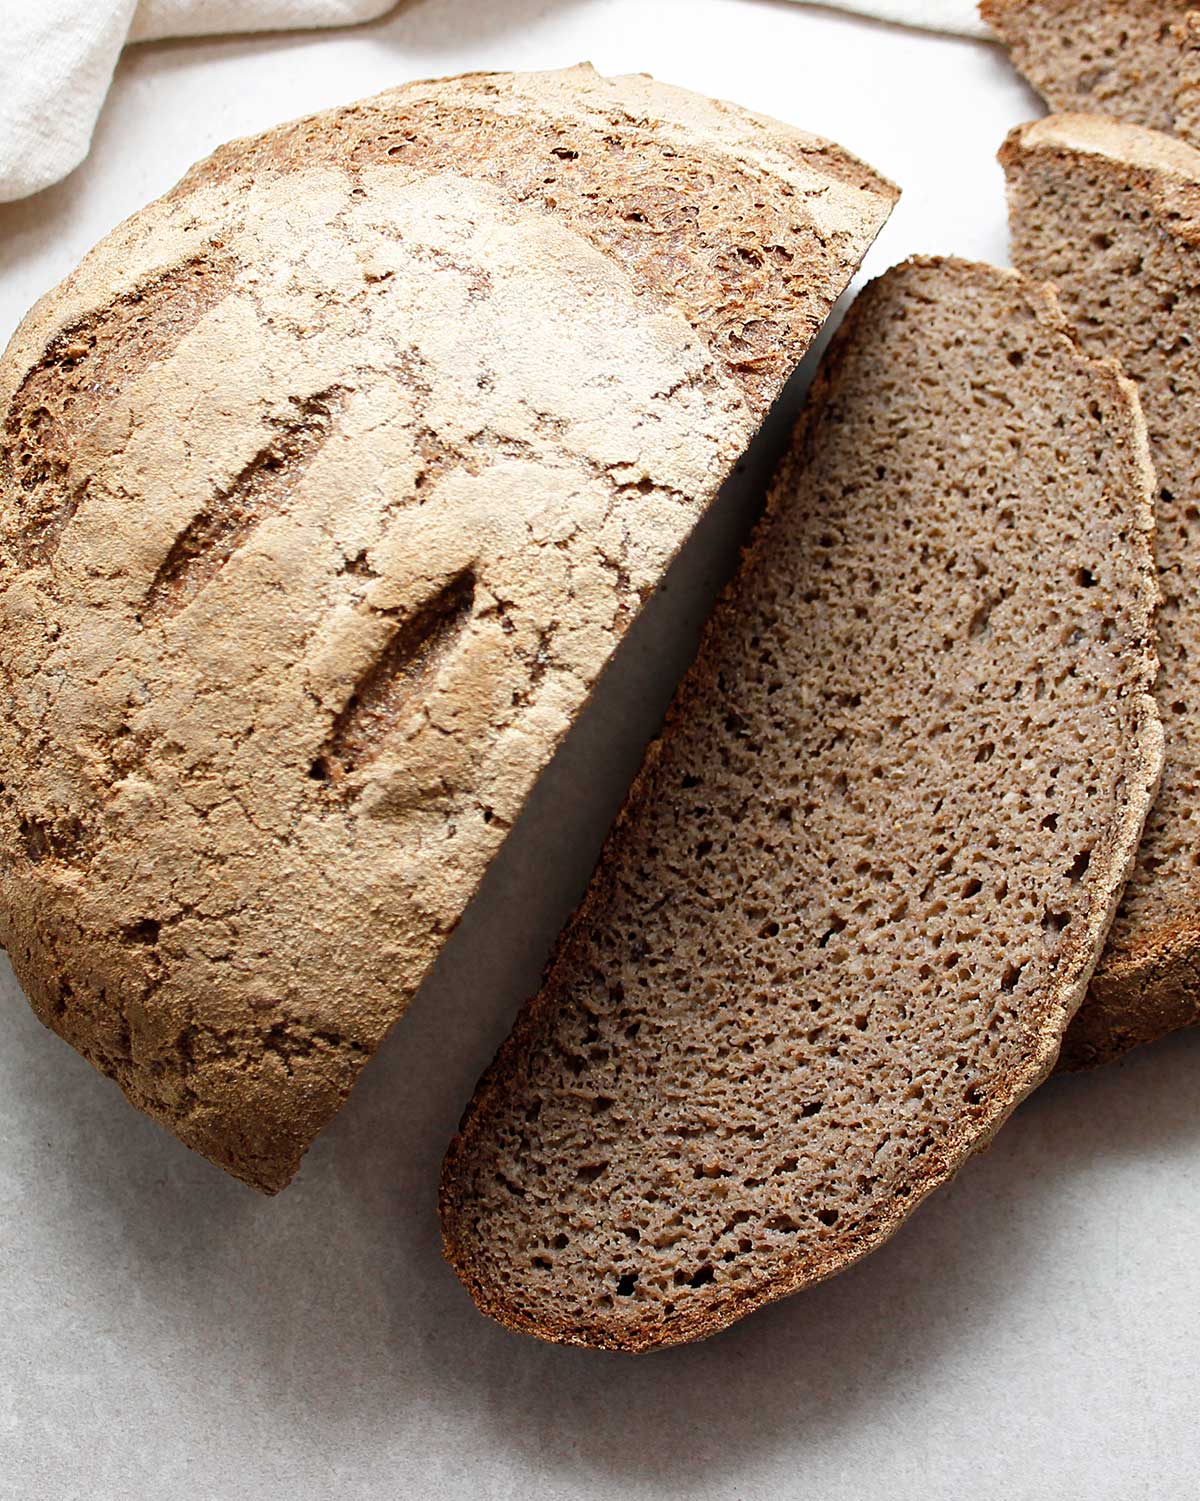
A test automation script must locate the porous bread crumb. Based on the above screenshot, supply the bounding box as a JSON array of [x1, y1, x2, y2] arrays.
[[0, 66, 896, 1192], [983, 0, 1200, 147], [440, 257, 1162, 1352], [1002, 114, 1200, 1066]]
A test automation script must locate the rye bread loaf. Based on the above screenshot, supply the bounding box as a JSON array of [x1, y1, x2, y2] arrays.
[[1001, 115, 1200, 1067], [0, 66, 897, 1192], [982, 0, 1200, 147], [440, 257, 1162, 1351]]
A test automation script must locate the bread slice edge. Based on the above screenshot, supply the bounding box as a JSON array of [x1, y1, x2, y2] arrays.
[[440, 257, 1164, 1348]]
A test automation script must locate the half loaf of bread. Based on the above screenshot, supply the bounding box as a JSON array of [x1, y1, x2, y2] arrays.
[[983, 0, 1200, 147], [0, 66, 897, 1191], [1002, 114, 1200, 1066], [440, 256, 1162, 1350]]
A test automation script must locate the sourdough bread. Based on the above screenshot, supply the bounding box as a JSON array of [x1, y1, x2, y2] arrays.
[[1001, 114, 1200, 1066], [440, 257, 1162, 1351], [983, 0, 1200, 147], [0, 66, 897, 1191]]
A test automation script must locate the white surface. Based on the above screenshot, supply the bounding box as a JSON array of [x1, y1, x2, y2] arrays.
[[0, 0, 984, 206], [1, 3, 1196, 1497]]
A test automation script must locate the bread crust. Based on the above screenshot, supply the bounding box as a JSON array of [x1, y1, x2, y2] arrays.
[[1004, 111, 1200, 194], [1060, 919, 1200, 1068], [1001, 115, 1200, 1069], [441, 257, 1163, 1349], [0, 66, 897, 1191]]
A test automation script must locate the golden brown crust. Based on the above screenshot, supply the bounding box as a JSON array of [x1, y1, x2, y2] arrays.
[[440, 257, 1163, 1350], [1000, 112, 1200, 205], [0, 66, 896, 1192], [162, 66, 899, 424]]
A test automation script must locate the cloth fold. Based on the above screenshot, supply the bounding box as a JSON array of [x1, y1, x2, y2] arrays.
[[813, 0, 985, 37], [0, 0, 988, 205], [0, 0, 400, 203]]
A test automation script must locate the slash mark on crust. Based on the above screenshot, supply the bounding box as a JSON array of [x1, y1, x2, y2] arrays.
[[311, 568, 477, 788], [2, 256, 236, 569], [141, 387, 343, 622]]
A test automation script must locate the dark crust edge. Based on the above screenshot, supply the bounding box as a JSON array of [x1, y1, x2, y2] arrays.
[[1059, 921, 1200, 1069]]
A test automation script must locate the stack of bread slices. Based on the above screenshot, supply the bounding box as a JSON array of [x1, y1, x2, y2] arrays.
[[0, 46, 1196, 1353], [442, 23, 1200, 1348]]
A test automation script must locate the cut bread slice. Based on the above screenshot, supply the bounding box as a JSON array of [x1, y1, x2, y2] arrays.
[[982, 0, 1200, 148], [440, 257, 1162, 1350], [1001, 114, 1200, 1066]]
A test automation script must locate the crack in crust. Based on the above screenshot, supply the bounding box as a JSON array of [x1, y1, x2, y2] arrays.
[[181, 74, 896, 423]]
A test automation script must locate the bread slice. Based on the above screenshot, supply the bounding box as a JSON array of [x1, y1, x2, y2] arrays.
[[982, 0, 1200, 148], [440, 257, 1162, 1351], [0, 67, 897, 1192], [1174, 12, 1200, 147], [1000, 115, 1200, 1066]]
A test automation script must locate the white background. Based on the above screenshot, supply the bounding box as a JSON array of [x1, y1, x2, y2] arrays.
[[2, 2, 1198, 1497]]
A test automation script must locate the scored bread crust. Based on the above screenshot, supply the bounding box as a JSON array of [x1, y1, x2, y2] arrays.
[[0, 66, 897, 1192], [982, 0, 1200, 148], [1001, 114, 1200, 1068], [440, 257, 1163, 1351]]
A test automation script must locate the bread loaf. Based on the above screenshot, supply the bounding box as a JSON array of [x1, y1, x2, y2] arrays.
[[440, 257, 1162, 1350], [983, 0, 1200, 147], [1001, 114, 1200, 1066], [0, 66, 897, 1191]]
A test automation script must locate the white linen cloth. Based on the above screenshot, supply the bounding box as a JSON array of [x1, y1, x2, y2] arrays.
[[0, 0, 988, 204], [0, 0, 400, 202], [822, 0, 986, 36]]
